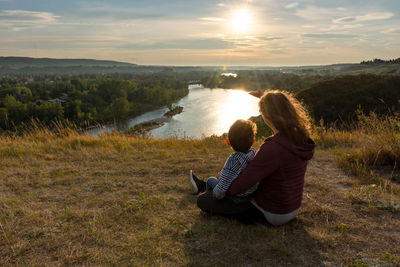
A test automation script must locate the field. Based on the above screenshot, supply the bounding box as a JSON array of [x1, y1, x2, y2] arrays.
[[0, 128, 399, 266]]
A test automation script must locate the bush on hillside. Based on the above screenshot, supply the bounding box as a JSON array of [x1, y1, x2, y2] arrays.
[[297, 74, 400, 125]]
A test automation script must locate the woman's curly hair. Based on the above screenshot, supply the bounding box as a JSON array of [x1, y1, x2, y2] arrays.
[[259, 90, 312, 145]]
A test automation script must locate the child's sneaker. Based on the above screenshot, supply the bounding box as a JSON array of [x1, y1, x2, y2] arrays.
[[189, 170, 206, 194]]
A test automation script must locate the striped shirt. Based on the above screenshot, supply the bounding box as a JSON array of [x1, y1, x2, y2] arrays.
[[213, 148, 258, 199]]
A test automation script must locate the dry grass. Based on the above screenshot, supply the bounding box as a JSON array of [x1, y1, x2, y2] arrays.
[[313, 113, 400, 213], [313, 112, 400, 169], [0, 132, 399, 266]]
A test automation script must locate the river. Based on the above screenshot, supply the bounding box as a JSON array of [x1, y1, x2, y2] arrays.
[[87, 87, 260, 138]]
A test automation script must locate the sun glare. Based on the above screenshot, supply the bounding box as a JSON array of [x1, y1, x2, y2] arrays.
[[230, 8, 253, 34], [217, 90, 259, 133]]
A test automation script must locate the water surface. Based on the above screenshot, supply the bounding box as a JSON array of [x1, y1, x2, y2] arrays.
[[88, 88, 260, 138]]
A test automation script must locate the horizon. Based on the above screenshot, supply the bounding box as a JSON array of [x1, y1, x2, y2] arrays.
[[0, 0, 399, 66], [0, 55, 362, 67]]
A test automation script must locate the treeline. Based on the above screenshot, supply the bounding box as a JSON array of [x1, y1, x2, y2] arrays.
[[361, 58, 400, 65], [199, 70, 328, 93], [0, 74, 188, 130], [297, 74, 400, 125]]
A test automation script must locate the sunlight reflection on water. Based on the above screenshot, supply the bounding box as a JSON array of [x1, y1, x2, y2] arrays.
[[150, 88, 260, 138]]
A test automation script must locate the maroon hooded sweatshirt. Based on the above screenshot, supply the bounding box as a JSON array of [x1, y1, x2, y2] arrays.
[[228, 132, 315, 214]]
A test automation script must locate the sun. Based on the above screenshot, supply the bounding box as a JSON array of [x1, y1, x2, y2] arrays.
[[230, 8, 253, 34]]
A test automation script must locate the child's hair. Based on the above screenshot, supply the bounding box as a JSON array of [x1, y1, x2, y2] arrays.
[[259, 90, 311, 145], [228, 119, 257, 152]]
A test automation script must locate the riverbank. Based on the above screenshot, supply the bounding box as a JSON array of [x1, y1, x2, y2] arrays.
[[124, 117, 170, 136], [123, 105, 184, 136], [0, 132, 399, 265]]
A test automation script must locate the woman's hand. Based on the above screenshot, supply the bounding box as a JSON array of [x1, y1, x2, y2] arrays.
[[249, 90, 263, 98]]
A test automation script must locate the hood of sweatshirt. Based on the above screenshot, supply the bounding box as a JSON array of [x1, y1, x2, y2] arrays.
[[268, 132, 315, 160]]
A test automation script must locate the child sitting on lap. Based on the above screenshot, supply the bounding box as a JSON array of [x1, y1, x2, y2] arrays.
[[190, 119, 258, 202]]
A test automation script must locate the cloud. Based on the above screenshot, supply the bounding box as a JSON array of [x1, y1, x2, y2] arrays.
[[269, 50, 285, 54], [259, 36, 284, 41], [0, 10, 58, 22], [302, 33, 357, 38], [217, 3, 225, 7], [356, 12, 394, 22], [322, 24, 363, 31], [76, 2, 208, 22], [235, 42, 253, 47], [119, 38, 234, 50], [285, 3, 299, 9], [333, 17, 356, 23], [382, 28, 400, 34], [0, 10, 59, 30], [201, 17, 226, 22], [296, 5, 394, 26], [333, 12, 394, 24], [295, 6, 344, 21], [76, 4, 171, 21], [231, 49, 254, 53]]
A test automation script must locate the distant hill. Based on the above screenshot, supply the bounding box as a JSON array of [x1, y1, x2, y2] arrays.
[[0, 57, 212, 75], [0, 57, 136, 67], [0, 56, 399, 76]]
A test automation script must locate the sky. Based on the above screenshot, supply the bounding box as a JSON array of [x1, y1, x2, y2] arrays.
[[0, 0, 399, 66]]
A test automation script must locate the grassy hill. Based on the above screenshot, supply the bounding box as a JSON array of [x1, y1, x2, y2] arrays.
[[0, 128, 399, 266]]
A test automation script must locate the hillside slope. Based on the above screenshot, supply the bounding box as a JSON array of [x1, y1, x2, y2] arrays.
[[0, 134, 399, 265], [297, 74, 400, 124]]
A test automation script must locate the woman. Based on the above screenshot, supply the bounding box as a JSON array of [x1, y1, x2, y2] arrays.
[[195, 90, 315, 226]]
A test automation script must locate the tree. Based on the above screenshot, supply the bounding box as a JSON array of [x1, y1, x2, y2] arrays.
[[0, 107, 8, 128], [104, 97, 130, 120], [1, 95, 27, 125], [97, 79, 135, 103], [32, 103, 64, 123]]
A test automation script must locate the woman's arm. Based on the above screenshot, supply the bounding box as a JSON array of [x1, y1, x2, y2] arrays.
[[228, 141, 279, 195]]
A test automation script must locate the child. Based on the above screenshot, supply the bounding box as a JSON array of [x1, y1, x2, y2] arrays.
[[189, 119, 258, 202]]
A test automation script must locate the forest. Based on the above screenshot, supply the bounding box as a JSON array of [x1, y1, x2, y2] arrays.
[[1, 69, 399, 131], [361, 57, 400, 65], [0, 73, 188, 130]]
